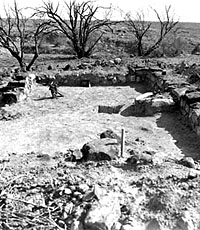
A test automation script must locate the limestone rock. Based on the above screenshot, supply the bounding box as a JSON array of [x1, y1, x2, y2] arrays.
[[135, 92, 154, 102], [117, 75, 127, 83], [114, 58, 122, 65], [100, 129, 120, 141], [72, 149, 83, 161], [109, 60, 115, 65], [184, 91, 200, 104], [81, 138, 119, 161], [77, 184, 90, 193], [84, 192, 121, 230], [135, 93, 175, 116], [135, 67, 149, 77], [63, 188, 72, 195], [126, 149, 154, 165], [171, 87, 189, 101], [187, 169, 198, 179], [179, 157, 196, 168], [145, 97, 175, 115]]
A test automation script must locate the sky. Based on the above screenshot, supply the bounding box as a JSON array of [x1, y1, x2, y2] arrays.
[[0, 0, 200, 23]]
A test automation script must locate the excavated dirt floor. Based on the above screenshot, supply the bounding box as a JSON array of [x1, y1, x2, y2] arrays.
[[1, 83, 200, 159], [0, 83, 200, 229]]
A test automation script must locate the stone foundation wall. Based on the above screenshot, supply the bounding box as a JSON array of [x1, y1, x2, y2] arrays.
[[2, 66, 199, 136], [38, 71, 128, 87], [128, 65, 200, 136], [37, 66, 200, 136], [0, 73, 36, 106]]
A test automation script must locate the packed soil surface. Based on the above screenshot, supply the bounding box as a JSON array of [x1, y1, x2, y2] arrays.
[[1, 83, 200, 159], [0, 81, 200, 229]]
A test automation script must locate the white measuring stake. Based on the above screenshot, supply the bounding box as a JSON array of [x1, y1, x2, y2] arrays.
[[121, 128, 125, 157]]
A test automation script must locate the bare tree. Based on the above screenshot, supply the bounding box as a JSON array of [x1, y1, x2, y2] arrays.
[[125, 10, 151, 56], [0, 1, 50, 71], [126, 5, 179, 56], [40, 0, 113, 58]]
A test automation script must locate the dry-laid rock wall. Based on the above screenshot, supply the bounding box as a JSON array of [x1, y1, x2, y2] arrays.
[[38, 70, 128, 87], [55, 64, 200, 136], [128, 65, 200, 136], [0, 73, 36, 106]]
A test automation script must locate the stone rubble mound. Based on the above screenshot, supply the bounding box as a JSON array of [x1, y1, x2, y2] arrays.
[[0, 70, 35, 106], [1, 148, 199, 230]]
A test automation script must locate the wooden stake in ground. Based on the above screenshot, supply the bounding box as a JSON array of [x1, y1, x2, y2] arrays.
[[121, 128, 125, 157]]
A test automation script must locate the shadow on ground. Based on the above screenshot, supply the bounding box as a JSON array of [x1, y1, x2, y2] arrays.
[[129, 82, 152, 94], [33, 96, 53, 101], [156, 111, 200, 160], [34, 95, 64, 101]]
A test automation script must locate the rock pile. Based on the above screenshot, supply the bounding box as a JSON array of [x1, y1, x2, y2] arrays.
[[0, 71, 35, 106], [1, 134, 200, 230]]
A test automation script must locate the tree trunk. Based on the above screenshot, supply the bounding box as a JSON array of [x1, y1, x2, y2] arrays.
[[137, 40, 143, 56], [9, 50, 26, 71], [27, 52, 39, 71]]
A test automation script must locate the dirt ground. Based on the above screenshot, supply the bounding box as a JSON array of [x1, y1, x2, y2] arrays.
[[0, 81, 200, 229], [1, 83, 200, 160]]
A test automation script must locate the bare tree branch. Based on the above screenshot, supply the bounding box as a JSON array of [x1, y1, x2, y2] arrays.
[[0, 1, 51, 71], [125, 5, 178, 57], [38, 0, 113, 58], [144, 5, 179, 56], [125, 10, 152, 56]]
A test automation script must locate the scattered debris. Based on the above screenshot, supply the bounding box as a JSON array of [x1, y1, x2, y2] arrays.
[[0, 109, 22, 121]]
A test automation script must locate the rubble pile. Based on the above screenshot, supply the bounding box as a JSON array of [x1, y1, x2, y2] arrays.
[[0, 140, 200, 230], [0, 71, 35, 106]]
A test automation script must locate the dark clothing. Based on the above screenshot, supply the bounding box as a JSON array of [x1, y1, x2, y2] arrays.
[[49, 81, 63, 98], [49, 83, 58, 98]]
